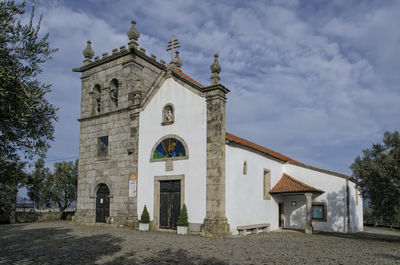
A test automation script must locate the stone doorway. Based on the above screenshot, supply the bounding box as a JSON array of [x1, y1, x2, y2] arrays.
[[159, 180, 181, 229], [96, 184, 110, 223], [153, 175, 185, 230]]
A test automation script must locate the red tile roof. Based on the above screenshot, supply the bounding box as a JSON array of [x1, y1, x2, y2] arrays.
[[225, 132, 304, 165], [270, 173, 324, 194], [172, 68, 204, 88]]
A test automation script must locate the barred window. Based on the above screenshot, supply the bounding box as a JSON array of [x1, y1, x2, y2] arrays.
[[98, 136, 108, 158], [312, 202, 327, 222]]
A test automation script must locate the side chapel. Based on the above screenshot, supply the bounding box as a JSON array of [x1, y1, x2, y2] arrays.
[[73, 21, 363, 236]]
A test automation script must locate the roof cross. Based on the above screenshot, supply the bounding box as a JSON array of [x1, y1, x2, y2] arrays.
[[166, 35, 180, 62]]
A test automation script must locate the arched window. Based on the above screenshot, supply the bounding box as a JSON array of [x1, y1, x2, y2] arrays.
[[94, 84, 101, 113], [151, 135, 189, 161], [90, 84, 101, 115]]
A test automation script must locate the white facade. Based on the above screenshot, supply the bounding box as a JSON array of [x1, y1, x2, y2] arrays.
[[137, 78, 207, 226], [136, 76, 363, 234], [225, 144, 283, 234]]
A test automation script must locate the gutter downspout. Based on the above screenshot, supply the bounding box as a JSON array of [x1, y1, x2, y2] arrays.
[[346, 179, 351, 233]]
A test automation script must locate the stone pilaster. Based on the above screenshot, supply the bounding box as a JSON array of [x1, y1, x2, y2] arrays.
[[125, 97, 141, 227], [305, 193, 313, 234], [202, 84, 230, 237]]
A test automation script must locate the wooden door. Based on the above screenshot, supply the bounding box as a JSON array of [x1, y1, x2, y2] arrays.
[[159, 180, 181, 229], [96, 184, 110, 223]]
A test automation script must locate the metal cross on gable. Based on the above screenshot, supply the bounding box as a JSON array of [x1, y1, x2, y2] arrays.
[[166, 35, 180, 62]]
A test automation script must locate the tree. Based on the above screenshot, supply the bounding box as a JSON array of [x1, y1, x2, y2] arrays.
[[0, 0, 57, 222], [0, 1, 58, 160], [351, 131, 400, 227], [41, 160, 78, 212], [177, 204, 188, 227], [140, 205, 150, 223], [24, 158, 48, 208]]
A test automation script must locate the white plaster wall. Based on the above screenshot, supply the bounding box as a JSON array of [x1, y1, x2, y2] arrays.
[[349, 181, 364, 232], [283, 164, 349, 232], [281, 194, 306, 229], [137, 78, 207, 225], [225, 145, 284, 235]]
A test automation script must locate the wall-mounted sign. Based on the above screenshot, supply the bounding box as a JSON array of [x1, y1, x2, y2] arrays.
[[128, 173, 137, 197]]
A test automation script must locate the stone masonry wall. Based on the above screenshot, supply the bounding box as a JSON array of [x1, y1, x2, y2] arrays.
[[74, 50, 164, 226]]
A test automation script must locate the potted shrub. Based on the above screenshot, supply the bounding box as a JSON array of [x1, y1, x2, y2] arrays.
[[139, 205, 150, 231], [176, 204, 188, 235]]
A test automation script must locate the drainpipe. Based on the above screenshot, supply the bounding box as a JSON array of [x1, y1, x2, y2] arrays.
[[346, 179, 350, 233]]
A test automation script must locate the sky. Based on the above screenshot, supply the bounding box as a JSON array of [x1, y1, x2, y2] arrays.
[[21, 0, 400, 176]]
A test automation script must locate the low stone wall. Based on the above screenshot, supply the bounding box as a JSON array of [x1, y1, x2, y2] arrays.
[[14, 212, 75, 223]]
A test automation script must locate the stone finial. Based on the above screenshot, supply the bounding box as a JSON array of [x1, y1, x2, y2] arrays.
[[210, 53, 221, 85], [127, 20, 140, 41], [127, 20, 140, 50], [83, 41, 94, 65], [175, 51, 182, 68]]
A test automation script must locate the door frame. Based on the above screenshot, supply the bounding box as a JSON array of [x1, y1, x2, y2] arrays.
[[153, 175, 185, 229], [279, 202, 284, 228], [95, 184, 110, 223]]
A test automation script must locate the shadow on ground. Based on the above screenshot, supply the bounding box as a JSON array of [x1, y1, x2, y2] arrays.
[[316, 230, 400, 243], [107, 249, 230, 265], [0, 224, 229, 265]]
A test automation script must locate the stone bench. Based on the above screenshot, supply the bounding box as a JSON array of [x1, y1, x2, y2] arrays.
[[237, 223, 270, 236]]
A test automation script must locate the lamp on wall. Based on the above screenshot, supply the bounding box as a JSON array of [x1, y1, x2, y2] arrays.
[[291, 201, 297, 206]]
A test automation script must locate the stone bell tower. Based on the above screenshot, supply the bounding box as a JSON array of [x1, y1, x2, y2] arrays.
[[202, 54, 230, 236]]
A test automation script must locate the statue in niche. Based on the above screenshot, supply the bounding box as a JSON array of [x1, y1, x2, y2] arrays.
[[162, 104, 174, 125], [109, 88, 118, 106], [109, 79, 119, 107]]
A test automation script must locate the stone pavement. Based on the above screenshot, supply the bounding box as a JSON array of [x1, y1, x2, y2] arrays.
[[0, 222, 399, 264]]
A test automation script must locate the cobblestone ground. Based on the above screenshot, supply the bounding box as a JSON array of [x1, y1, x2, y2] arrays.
[[0, 222, 399, 265]]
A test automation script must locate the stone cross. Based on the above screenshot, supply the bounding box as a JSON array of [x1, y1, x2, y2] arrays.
[[166, 35, 180, 63]]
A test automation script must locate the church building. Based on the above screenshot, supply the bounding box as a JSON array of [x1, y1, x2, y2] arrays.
[[73, 21, 363, 236]]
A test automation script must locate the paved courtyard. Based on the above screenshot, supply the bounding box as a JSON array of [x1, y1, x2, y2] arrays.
[[0, 222, 399, 265]]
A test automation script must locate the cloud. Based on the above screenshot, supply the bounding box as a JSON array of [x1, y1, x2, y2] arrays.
[[25, 0, 400, 175]]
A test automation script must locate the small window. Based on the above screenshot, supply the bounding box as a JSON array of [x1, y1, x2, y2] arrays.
[[243, 161, 247, 175], [312, 202, 327, 222], [263, 169, 271, 200], [153, 138, 185, 159], [98, 136, 108, 158]]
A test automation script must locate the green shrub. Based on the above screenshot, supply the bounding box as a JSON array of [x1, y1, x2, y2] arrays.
[[177, 204, 188, 226], [140, 205, 150, 223]]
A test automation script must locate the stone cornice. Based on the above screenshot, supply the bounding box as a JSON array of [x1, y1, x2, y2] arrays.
[[77, 107, 131, 122], [72, 48, 166, 73], [203, 84, 230, 95], [203, 84, 230, 102]]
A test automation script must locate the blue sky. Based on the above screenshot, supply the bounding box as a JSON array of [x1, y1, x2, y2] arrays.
[[24, 0, 400, 176]]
